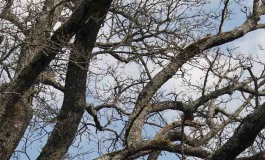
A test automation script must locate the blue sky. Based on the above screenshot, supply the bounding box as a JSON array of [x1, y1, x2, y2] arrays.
[[11, 0, 265, 159]]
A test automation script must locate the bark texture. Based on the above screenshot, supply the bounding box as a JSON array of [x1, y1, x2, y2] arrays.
[[0, 0, 112, 158], [125, 15, 261, 148], [0, 0, 113, 120], [0, 0, 62, 157], [37, 1, 112, 159], [207, 102, 265, 160]]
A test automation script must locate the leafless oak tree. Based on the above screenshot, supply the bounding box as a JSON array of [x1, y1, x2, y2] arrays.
[[0, 0, 265, 159]]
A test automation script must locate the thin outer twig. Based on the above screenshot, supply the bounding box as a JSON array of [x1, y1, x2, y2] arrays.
[[246, 67, 259, 107]]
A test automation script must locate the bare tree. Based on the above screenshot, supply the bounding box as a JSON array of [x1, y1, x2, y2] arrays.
[[0, 0, 265, 159]]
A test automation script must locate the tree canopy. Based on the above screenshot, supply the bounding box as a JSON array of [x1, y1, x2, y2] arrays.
[[0, 0, 265, 159]]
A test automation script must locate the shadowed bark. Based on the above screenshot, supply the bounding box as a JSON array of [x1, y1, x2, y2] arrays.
[[0, 0, 113, 121], [0, 97, 33, 159], [36, 1, 112, 159], [0, 0, 112, 158], [207, 102, 265, 160], [1, 1, 265, 159], [0, 0, 63, 157]]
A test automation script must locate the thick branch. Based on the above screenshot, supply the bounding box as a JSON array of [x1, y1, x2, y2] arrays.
[[0, 0, 113, 120], [37, 73, 65, 92], [193, 78, 252, 109], [96, 140, 210, 160], [206, 102, 265, 160], [36, 0, 112, 159]]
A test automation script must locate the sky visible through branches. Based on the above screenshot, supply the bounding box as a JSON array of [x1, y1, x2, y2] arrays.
[[0, 0, 265, 159]]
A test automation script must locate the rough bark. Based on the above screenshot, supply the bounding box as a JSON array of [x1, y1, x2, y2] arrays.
[[0, 0, 113, 120], [125, 13, 263, 148], [36, 1, 112, 159], [0, 0, 63, 157], [207, 102, 265, 160], [96, 140, 210, 160], [0, 0, 112, 157], [0, 96, 33, 159], [1, 1, 265, 159]]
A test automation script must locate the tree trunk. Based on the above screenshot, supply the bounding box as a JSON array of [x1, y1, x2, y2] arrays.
[[37, 1, 112, 158]]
